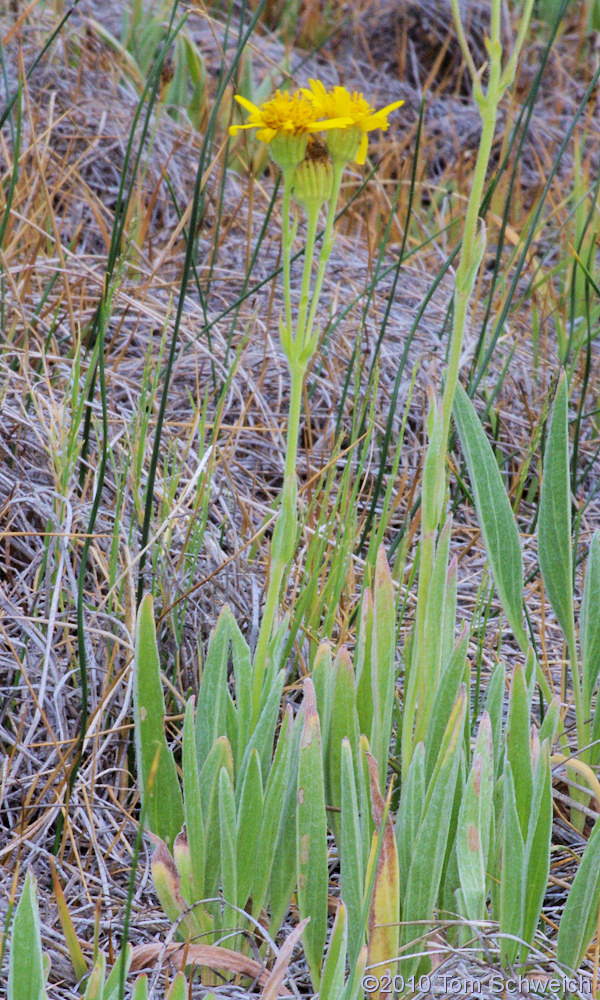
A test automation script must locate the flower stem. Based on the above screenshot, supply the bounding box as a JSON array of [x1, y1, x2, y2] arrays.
[[303, 159, 345, 347], [296, 200, 320, 354], [281, 168, 295, 336]]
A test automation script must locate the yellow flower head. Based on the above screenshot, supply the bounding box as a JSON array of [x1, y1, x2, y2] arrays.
[[304, 79, 404, 165], [229, 89, 352, 170]]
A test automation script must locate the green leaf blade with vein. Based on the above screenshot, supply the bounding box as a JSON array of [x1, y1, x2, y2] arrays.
[[581, 531, 600, 711], [538, 372, 576, 656], [134, 594, 184, 849], [8, 870, 47, 1000], [557, 812, 600, 971], [297, 679, 328, 990], [453, 383, 527, 652]]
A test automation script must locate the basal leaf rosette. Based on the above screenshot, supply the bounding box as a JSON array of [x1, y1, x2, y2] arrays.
[[229, 89, 352, 170], [303, 79, 404, 165]]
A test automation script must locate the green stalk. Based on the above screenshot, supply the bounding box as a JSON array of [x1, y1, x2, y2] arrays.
[[295, 199, 321, 352], [252, 183, 324, 718], [303, 159, 345, 348], [251, 363, 304, 722], [281, 168, 295, 336], [406, 0, 535, 765]]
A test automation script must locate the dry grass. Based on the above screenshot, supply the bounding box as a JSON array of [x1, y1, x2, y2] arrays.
[[1, 0, 600, 995]]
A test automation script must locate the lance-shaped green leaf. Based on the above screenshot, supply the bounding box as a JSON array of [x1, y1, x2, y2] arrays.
[[341, 946, 368, 1000], [297, 678, 328, 990], [236, 670, 284, 794], [166, 972, 187, 1000], [134, 594, 184, 848], [520, 738, 552, 959], [253, 707, 292, 915], [539, 372, 576, 658], [355, 588, 375, 740], [219, 767, 238, 930], [371, 547, 397, 788], [50, 856, 87, 984], [422, 389, 446, 535], [499, 762, 524, 966], [269, 712, 302, 935], [226, 610, 253, 774], [453, 383, 527, 652], [320, 902, 349, 1000], [182, 697, 204, 903], [340, 738, 365, 967], [424, 628, 469, 782], [484, 662, 505, 779], [396, 742, 425, 891], [312, 641, 334, 754], [199, 736, 233, 899], [236, 749, 263, 908], [130, 974, 148, 1000], [401, 687, 467, 960], [506, 663, 533, 840], [103, 945, 132, 999], [83, 953, 105, 1000], [150, 837, 201, 940], [326, 647, 360, 844], [8, 870, 47, 1000], [195, 606, 236, 771], [557, 811, 600, 971], [442, 555, 458, 667], [457, 714, 493, 922], [365, 753, 399, 1000], [423, 516, 452, 690], [581, 531, 600, 711], [538, 696, 561, 748], [174, 827, 193, 904]]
